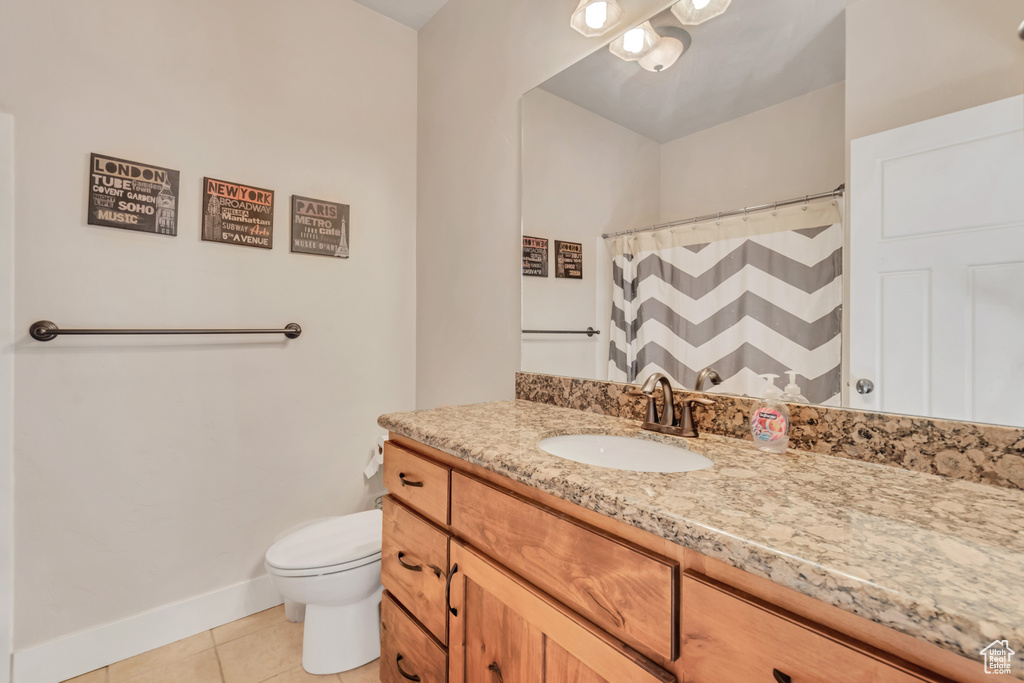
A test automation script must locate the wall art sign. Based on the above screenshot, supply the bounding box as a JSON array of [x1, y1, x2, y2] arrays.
[[202, 177, 274, 249], [290, 195, 350, 258], [88, 153, 179, 235], [522, 235, 549, 277], [555, 240, 583, 279]]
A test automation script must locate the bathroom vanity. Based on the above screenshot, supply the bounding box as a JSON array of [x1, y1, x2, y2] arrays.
[[376, 400, 1024, 683]]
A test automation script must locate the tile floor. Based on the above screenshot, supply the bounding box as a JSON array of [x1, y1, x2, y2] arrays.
[[61, 606, 380, 683]]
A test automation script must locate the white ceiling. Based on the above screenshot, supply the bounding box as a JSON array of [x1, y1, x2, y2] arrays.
[[538, 0, 847, 143], [351, 0, 449, 30]]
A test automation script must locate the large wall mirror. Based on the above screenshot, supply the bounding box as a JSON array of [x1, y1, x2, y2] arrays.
[[521, 0, 1024, 427]]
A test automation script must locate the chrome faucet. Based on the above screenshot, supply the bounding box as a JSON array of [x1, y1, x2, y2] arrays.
[[695, 367, 722, 392]]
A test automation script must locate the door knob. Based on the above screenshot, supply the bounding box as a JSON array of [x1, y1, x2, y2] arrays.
[[856, 379, 874, 395]]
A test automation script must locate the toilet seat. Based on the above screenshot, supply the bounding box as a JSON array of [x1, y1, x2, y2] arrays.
[[266, 509, 382, 576], [267, 552, 381, 578]]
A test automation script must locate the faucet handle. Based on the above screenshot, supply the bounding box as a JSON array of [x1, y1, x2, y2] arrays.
[[627, 386, 661, 423], [677, 396, 715, 438]]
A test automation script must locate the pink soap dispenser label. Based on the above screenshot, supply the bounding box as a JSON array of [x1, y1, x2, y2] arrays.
[[751, 409, 788, 442]]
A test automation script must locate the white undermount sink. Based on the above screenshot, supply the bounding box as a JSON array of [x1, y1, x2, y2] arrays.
[[537, 434, 713, 473]]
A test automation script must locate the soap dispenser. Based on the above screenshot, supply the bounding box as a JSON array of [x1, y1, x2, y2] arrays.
[[782, 370, 809, 404], [750, 374, 790, 454]]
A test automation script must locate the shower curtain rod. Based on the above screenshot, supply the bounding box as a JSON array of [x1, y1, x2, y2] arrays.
[[601, 183, 845, 240]]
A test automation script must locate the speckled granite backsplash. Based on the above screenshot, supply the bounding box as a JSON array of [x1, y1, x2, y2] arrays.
[[516, 372, 1024, 491]]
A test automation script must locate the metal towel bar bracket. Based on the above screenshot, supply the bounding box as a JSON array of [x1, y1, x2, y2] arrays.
[[29, 320, 302, 342]]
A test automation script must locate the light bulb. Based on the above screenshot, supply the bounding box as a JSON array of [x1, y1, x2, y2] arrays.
[[571, 0, 623, 38], [623, 27, 645, 53], [584, 1, 607, 29], [671, 0, 731, 26], [609, 20, 659, 61]]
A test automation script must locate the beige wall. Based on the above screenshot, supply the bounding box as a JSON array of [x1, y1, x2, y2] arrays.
[[660, 83, 846, 222], [846, 0, 1024, 143], [0, 113, 13, 683], [521, 89, 660, 379], [0, 0, 417, 651], [416, 0, 672, 408]]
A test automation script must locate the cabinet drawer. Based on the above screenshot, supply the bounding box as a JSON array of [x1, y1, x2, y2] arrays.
[[681, 573, 941, 682], [381, 591, 447, 683], [383, 441, 450, 525], [450, 472, 678, 662], [381, 496, 450, 644]]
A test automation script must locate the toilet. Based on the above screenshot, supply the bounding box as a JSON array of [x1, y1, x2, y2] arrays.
[[265, 509, 384, 675]]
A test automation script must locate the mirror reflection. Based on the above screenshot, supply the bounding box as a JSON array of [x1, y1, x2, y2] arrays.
[[521, 0, 1024, 427]]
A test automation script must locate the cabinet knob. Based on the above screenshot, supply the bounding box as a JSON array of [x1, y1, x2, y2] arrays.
[[855, 379, 874, 395], [395, 653, 421, 682]]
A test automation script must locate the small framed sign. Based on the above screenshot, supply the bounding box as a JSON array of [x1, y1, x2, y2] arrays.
[[202, 177, 274, 249], [523, 236, 548, 277], [88, 153, 179, 236], [555, 240, 582, 279], [290, 195, 350, 258]]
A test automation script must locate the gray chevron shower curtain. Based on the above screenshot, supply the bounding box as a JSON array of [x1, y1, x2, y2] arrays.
[[608, 199, 843, 404]]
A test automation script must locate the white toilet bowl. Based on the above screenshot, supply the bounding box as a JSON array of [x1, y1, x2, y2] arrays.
[[265, 510, 383, 675]]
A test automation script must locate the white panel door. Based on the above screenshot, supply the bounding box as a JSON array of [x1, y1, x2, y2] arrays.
[[850, 95, 1024, 425]]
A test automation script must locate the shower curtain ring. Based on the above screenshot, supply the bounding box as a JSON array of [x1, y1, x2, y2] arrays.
[[803, 195, 809, 211], [743, 207, 749, 221], [772, 201, 777, 216], [716, 211, 722, 225]]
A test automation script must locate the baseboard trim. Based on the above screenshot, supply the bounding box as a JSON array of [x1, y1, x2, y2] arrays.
[[12, 575, 282, 683]]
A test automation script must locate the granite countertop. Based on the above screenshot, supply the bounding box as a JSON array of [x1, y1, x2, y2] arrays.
[[379, 399, 1024, 675]]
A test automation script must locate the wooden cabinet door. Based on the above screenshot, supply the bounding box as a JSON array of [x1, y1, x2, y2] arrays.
[[545, 640, 610, 683], [462, 571, 543, 683], [448, 541, 675, 683]]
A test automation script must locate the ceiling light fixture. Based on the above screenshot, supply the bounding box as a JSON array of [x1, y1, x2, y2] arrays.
[[609, 21, 660, 62], [671, 0, 731, 26], [638, 37, 685, 72], [570, 0, 625, 38]]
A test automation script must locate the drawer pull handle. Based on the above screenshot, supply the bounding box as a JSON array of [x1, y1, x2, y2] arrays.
[[396, 654, 421, 682], [773, 670, 791, 683], [397, 552, 443, 578], [397, 552, 422, 572], [399, 473, 424, 488], [488, 662, 505, 683], [445, 562, 459, 616]]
